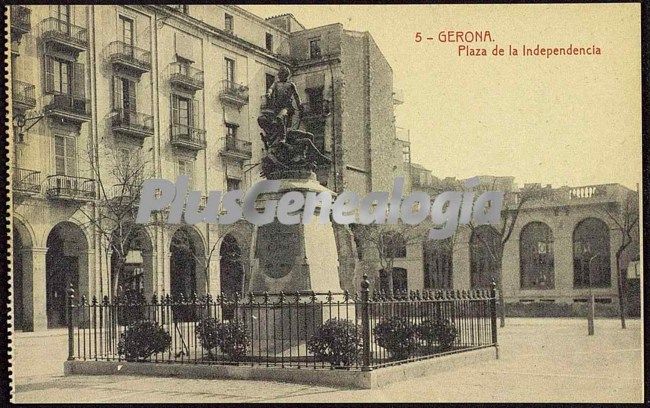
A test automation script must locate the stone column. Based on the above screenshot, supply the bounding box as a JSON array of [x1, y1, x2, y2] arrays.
[[21, 247, 48, 331]]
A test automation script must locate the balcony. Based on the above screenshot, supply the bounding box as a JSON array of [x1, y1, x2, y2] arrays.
[[45, 175, 95, 201], [220, 136, 252, 160], [44, 93, 91, 124], [111, 109, 154, 139], [11, 5, 31, 40], [12, 167, 41, 195], [170, 124, 207, 151], [106, 41, 151, 76], [301, 100, 331, 122], [39, 17, 87, 56], [12, 80, 36, 111], [219, 80, 249, 107], [169, 62, 204, 92]]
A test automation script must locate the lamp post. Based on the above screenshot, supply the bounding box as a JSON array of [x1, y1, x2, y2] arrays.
[[584, 246, 597, 336]]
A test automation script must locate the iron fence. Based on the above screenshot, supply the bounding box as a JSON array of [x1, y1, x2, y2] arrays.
[[67, 276, 497, 370]]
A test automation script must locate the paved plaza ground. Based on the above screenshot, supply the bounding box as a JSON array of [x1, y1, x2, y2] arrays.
[[11, 318, 643, 403]]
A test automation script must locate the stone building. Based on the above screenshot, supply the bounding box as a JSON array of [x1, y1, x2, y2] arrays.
[[9, 5, 409, 331], [356, 162, 640, 310]]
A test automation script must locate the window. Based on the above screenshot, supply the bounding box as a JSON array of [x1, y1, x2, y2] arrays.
[[44, 57, 85, 98], [265, 33, 273, 52], [224, 13, 233, 32], [112, 76, 136, 113], [171, 94, 196, 127], [519, 222, 555, 289], [379, 267, 408, 294], [177, 159, 193, 188], [45, 57, 71, 94], [120, 15, 134, 49], [117, 147, 132, 171], [423, 238, 453, 289], [57, 5, 70, 21], [265, 74, 275, 93], [306, 87, 325, 115], [470, 225, 501, 289], [225, 123, 238, 140], [380, 232, 406, 259], [224, 58, 235, 85], [573, 218, 611, 288], [309, 38, 322, 59], [226, 178, 240, 191], [54, 135, 76, 176]]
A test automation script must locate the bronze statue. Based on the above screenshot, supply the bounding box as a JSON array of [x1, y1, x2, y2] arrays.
[[258, 66, 331, 179]]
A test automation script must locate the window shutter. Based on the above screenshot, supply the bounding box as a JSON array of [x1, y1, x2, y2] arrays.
[[171, 95, 179, 124], [111, 76, 122, 110], [72, 62, 85, 98], [128, 79, 137, 113], [66, 137, 77, 177], [192, 99, 200, 128], [44, 56, 55, 94], [54, 135, 65, 175]]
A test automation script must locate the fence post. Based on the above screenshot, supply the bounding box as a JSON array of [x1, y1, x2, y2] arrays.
[[360, 274, 371, 371], [490, 279, 499, 359], [67, 283, 75, 361]]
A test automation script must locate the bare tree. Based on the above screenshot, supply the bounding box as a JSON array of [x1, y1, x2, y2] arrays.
[[467, 181, 547, 328], [601, 189, 639, 329], [77, 143, 152, 299], [354, 222, 429, 293]]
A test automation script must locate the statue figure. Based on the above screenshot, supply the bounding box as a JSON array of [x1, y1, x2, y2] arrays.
[[258, 66, 331, 179]]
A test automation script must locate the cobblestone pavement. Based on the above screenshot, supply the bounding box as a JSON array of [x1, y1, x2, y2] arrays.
[[11, 318, 643, 403]]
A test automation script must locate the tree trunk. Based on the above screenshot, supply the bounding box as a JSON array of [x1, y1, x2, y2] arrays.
[[615, 253, 627, 329], [112, 258, 124, 300], [495, 264, 505, 328]]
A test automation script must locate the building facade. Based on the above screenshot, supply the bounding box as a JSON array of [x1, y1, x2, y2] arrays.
[[355, 163, 640, 310], [9, 5, 410, 331]]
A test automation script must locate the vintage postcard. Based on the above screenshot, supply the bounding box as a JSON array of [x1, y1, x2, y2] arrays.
[[6, 3, 644, 404]]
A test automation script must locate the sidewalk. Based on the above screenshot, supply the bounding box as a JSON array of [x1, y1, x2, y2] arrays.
[[11, 318, 643, 403]]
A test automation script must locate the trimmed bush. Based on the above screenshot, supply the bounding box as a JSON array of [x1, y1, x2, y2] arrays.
[[374, 316, 417, 360], [196, 318, 250, 361], [416, 318, 458, 352], [307, 318, 362, 367], [117, 320, 171, 362]]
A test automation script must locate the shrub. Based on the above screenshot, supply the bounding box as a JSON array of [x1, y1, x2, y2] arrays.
[[196, 318, 250, 361], [416, 318, 458, 352], [374, 316, 417, 360], [307, 318, 362, 367], [117, 320, 171, 362]]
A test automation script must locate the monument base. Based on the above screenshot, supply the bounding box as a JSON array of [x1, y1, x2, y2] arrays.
[[247, 173, 352, 353]]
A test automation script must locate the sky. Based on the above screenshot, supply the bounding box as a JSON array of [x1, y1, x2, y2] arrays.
[[242, 4, 642, 190]]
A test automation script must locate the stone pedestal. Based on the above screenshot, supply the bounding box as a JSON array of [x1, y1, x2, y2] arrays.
[[247, 173, 353, 354]]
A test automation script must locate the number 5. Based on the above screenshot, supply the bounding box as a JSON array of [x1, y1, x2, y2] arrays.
[[415, 32, 422, 42]]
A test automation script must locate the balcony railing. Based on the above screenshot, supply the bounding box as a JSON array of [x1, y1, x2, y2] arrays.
[[169, 62, 204, 92], [221, 136, 252, 159], [11, 5, 31, 36], [301, 100, 330, 121], [219, 80, 249, 107], [45, 93, 91, 122], [170, 123, 207, 150], [39, 17, 88, 53], [13, 167, 41, 194], [46, 175, 95, 200], [106, 41, 151, 75], [111, 109, 154, 138], [12, 80, 36, 109], [569, 185, 607, 200]]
